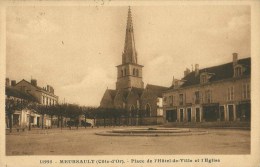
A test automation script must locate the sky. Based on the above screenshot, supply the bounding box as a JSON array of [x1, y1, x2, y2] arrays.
[[6, 5, 250, 106]]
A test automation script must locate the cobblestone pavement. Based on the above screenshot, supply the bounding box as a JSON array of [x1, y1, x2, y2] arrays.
[[5, 126, 250, 155]]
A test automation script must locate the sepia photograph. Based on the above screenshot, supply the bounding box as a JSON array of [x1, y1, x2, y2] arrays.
[[1, 1, 260, 167]]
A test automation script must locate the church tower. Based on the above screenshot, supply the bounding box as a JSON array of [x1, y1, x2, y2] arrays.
[[116, 7, 144, 90]]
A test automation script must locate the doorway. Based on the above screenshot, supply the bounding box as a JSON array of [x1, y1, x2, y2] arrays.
[[203, 105, 219, 122], [219, 106, 225, 121], [196, 108, 200, 122], [187, 108, 191, 122], [228, 105, 234, 121], [180, 109, 184, 122], [37, 117, 40, 127], [166, 110, 177, 122]]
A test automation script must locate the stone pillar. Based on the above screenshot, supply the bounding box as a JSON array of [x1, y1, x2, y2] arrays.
[[26, 114, 30, 127], [11, 114, 13, 128], [200, 107, 203, 122], [184, 108, 187, 122], [18, 114, 21, 126], [177, 109, 180, 122], [191, 107, 193, 122], [233, 104, 237, 121], [225, 105, 229, 121]]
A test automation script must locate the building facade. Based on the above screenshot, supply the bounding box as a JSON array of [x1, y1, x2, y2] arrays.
[[163, 53, 251, 123], [100, 7, 167, 125], [5, 81, 40, 129], [12, 79, 58, 106], [5, 78, 59, 129]]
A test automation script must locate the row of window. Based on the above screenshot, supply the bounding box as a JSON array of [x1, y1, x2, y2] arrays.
[[200, 66, 243, 84], [121, 68, 139, 77], [164, 83, 250, 106], [42, 95, 57, 106], [227, 84, 250, 101]]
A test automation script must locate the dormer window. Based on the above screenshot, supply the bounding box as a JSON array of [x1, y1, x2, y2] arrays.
[[200, 73, 208, 84], [234, 66, 242, 77], [200, 72, 214, 84]]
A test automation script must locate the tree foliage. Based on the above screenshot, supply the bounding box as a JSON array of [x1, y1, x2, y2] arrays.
[[6, 98, 133, 130]]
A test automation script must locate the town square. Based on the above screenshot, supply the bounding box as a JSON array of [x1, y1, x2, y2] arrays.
[[6, 127, 250, 155], [2, 2, 259, 167]]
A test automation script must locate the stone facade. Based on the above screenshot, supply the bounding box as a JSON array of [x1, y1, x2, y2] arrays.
[[100, 85, 167, 125], [100, 7, 167, 125], [163, 53, 251, 124], [115, 7, 144, 90], [116, 64, 144, 90]]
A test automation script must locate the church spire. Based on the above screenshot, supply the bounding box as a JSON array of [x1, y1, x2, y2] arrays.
[[116, 7, 144, 90], [122, 6, 137, 64]]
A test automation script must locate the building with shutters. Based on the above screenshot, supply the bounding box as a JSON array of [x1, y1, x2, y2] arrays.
[[5, 79, 40, 129], [5, 78, 59, 129], [11, 79, 58, 106], [163, 53, 251, 123]]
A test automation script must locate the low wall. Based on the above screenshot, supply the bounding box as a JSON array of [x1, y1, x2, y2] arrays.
[[95, 116, 164, 126]]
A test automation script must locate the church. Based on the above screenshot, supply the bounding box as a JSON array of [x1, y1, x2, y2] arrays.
[[100, 7, 167, 125]]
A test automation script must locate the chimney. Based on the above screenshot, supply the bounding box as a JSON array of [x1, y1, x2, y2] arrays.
[[184, 68, 191, 77], [172, 76, 175, 86], [31, 79, 37, 87], [233, 53, 238, 66], [11, 80, 16, 86], [50, 86, 54, 94], [6, 78, 10, 86], [47, 85, 50, 92], [195, 64, 199, 77]]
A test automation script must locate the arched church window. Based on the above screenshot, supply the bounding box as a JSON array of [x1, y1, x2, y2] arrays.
[[136, 69, 139, 77], [121, 70, 124, 77], [133, 68, 135, 75], [124, 68, 126, 76], [145, 104, 151, 117]]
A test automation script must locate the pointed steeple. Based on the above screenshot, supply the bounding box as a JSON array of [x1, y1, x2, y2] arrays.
[[116, 7, 144, 90], [122, 6, 137, 64]]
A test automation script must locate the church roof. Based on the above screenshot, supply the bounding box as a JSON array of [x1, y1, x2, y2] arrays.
[[145, 84, 168, 97], [114, 87, 144, 103], [107, 89, 117, 100], [130, 87, 144, 97], [114, 89, 130, 102]]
